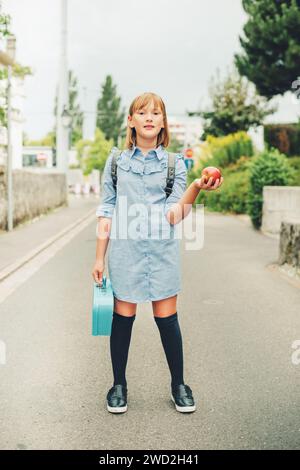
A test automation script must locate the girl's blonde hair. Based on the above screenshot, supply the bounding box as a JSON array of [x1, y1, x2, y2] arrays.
[[125, 92, 170, 149]]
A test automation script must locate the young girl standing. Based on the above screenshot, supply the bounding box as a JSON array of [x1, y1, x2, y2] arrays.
[[92, 92, 223, 414]]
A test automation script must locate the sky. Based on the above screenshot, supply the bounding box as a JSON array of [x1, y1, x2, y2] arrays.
[[3, 0, 299, 140]]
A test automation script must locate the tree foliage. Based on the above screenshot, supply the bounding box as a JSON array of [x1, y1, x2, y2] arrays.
[[235, 0, 300, 98], [76, 128, 113, 179], [198, 67, 275, 139], [96, 75, 125, 146]]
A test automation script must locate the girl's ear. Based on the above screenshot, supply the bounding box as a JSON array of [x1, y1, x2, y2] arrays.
[[128, 115, 134, 128]]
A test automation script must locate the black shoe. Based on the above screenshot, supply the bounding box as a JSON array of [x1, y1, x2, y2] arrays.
[[106, 384, 128, 413], [171, 384, 196, 413]]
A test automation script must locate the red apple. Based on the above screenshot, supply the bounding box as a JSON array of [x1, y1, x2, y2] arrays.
[[201, 166, 222, 185]]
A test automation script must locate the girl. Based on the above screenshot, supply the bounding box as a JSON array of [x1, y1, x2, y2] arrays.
[[92, 92, 223, 414]]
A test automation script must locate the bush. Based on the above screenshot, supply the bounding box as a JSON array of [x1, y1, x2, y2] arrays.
[[189, 133, 254, 214], [204, 131, 254, 168], [189, 138, 296, 222], [189, 155, 251, 214], [287, 157, 300, 186], [196, 169, 250, 214], [247, 149, 293, 229]]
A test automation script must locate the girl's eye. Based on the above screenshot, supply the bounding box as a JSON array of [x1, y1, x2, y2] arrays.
[[139, 111, 160, 115]]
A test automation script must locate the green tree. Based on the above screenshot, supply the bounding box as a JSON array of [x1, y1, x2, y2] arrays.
[[25, 131, 55, 147], [0, 10, 11, 127], [96, 75, 125, 145], [68, 70, 84, 145], [0, 62, 32, 128], [191, 67, 274, 139], [0, 9, 10, 38], [77, 128, 113, 183], [235, 0, 300, 98]]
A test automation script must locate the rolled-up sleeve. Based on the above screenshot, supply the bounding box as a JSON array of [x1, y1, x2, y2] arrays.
[[95, 149, 117, 218], [164, 154, 187, 216]]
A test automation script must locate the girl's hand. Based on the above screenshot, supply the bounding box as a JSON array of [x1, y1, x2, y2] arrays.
[[92, 259, 105, 286], [193, 176, 224, 191]]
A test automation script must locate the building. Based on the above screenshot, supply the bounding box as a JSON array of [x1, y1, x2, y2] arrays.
[[22, 146, 79, 169], [168, 115, 204, 148], [22, 146, 54, 168]]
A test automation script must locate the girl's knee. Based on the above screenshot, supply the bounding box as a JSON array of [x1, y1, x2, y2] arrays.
[[114, 297, 137, 317], [152, 295, 177, 317]]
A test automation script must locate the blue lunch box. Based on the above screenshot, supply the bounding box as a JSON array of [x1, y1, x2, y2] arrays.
[[92, 276, 114, 336]]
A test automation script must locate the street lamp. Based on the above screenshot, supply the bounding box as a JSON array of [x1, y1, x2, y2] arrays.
[[61, 106, 72, 128]]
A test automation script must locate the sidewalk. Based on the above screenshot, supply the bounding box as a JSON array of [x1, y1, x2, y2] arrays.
[[0, 194, 99, 280]]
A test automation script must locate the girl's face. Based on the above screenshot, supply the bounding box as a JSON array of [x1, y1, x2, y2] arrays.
[[128, 100, 165, 143]]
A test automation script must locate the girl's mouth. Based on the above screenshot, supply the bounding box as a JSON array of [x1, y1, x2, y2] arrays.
[[144, 126, 154, 129]]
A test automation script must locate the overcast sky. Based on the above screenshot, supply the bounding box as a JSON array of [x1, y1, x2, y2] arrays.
[[4, 0, 299, 140]]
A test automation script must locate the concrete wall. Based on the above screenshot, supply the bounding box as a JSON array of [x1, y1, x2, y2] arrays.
[[261, 186, 300, 235], [0, 165, 67, 230], [247, 125, 264, 152]]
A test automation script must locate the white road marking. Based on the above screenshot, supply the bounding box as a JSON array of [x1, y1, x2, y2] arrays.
[[0, 212, 96, 305]]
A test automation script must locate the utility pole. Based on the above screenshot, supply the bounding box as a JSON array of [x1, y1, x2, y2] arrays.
[[56, 0, 69, 191]]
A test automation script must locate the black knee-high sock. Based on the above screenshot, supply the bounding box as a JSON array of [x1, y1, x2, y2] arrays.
[[110, 311, 136, 388], [154, 312, 184, 389]]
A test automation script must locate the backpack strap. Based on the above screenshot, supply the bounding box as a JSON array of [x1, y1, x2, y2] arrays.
[[165, 152, 176, 199], [111, 148, 122, 192], [110, 148, 177, 199]]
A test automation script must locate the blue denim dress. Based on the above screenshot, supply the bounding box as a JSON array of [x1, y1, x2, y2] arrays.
[[95, 144, 187, 303]]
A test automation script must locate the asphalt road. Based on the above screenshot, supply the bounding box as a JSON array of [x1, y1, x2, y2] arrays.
[[0, 211, 300, 450]]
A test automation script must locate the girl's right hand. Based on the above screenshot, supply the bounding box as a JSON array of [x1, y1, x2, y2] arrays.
[[92, 259, 105, 286]]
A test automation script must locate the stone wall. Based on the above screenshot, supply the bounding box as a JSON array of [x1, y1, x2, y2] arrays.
[[261, 186, 300, 235], [279, 219, 300, 269], [0, 166, 67, 230]]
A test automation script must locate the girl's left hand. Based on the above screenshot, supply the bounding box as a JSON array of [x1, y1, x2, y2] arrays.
[[194, 176, 224, 191]]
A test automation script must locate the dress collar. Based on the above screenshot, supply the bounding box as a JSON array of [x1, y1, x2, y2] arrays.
[[127, 144, 165, 160]]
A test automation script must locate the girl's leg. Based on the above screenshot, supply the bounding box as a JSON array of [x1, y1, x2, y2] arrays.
[[110, 298, 137, 387], [152, 295, 177, 318], [114, 297, 137, 317], [152, 295, 185, 388]]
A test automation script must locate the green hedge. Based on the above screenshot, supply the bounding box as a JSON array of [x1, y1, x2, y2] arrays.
[[189, 155, 251, 214], [188, 150, 296, 228], [287, 156, 300, 185], [204, 131, 254, 169], [247, 149, 293, 229]]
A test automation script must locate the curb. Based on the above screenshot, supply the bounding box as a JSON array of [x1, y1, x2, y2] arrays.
[[267, 262, 300, 290], [0, 207, 96, 283]]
